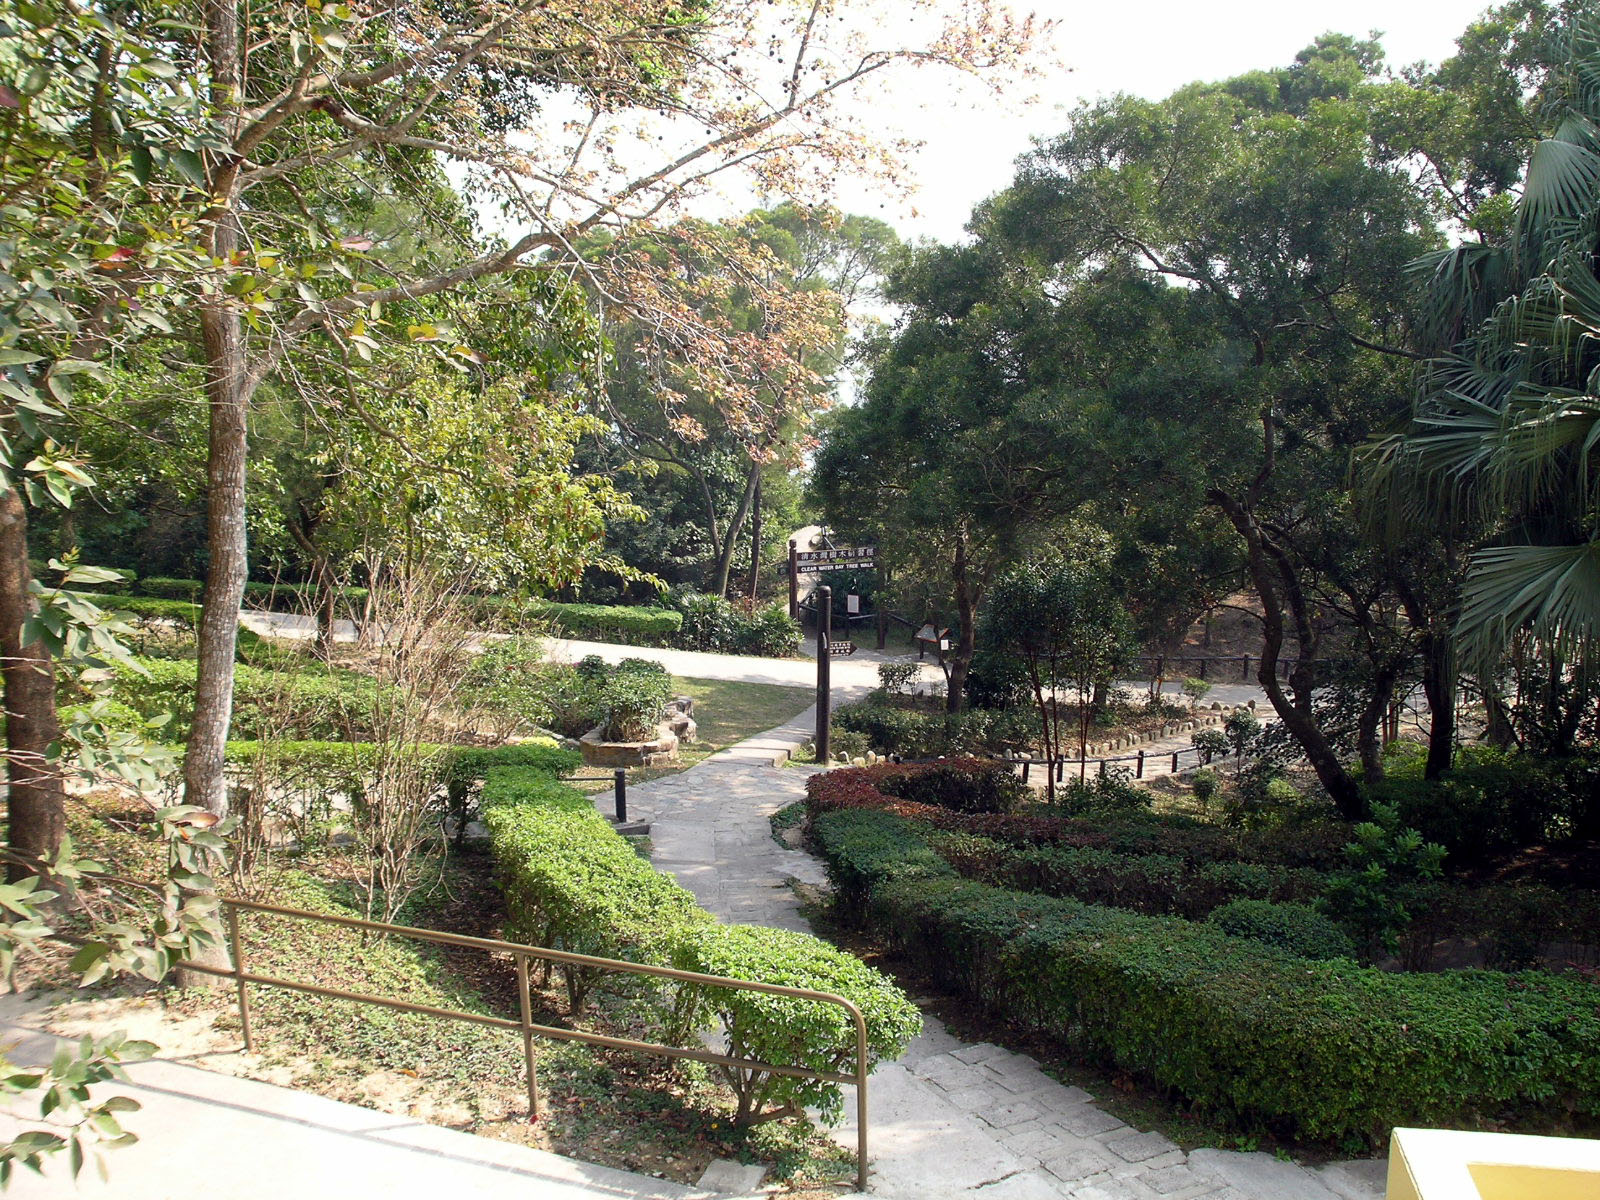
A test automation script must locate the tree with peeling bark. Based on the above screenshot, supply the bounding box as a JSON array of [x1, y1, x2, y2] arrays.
[[142, 0, 1045, 816], [0, 2, 220, 867]]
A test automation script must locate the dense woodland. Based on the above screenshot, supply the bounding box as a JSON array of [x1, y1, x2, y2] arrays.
[[5, 0, 1600, 1185]]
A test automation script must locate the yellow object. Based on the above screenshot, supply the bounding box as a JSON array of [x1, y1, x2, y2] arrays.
[[1387, 1127, 1600, 1200]]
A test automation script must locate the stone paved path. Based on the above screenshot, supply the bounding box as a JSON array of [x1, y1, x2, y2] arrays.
[[596, 708, 1386, 1200]]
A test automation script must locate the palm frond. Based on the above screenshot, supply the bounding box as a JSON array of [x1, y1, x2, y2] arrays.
[[1517, 126, 1600, 269], [1407, 244, 1511, 350], [1458, 540, 1600, 674]]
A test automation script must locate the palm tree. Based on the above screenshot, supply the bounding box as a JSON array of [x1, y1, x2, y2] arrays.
[[1371, 16, 1600, 673]]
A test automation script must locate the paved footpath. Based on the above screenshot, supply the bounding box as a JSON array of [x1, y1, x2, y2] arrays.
[[597, 709, 1386, 1200], [0, 1008, 720, 1200]]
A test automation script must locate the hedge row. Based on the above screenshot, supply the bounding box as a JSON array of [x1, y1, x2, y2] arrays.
[[525, 598, 683, 643], [105, 656, 387, 742], [806, 803, 1600, 1144], [806, 809, 1600, 1145], [479, 762, 920, 1123], [805, 759, 1349, 868], [812, 761, 1600, 971], [109, 576, 686, 644], [928, 830, 1325, 921]]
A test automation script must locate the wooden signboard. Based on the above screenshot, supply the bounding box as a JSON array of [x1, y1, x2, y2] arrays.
[[795, 546, 876, 574]]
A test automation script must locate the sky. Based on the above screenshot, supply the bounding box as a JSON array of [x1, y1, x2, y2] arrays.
[[838, 0, 1504, 243]]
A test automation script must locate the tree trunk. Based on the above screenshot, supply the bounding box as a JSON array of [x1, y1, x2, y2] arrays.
[[711, 459, 761, 600], [1356, 666, 1397, 784], [1418, 634, 1456, 779], [185, 0, 249, 819], [945, 533, 978, 712], [178, 0, 247, 988], [0, 489, 65, 880], [1396, 581, 1457, 781], [1024, 656, 1054, 803], [1209, 488, 1366, 819], [747, 474, 762, 604]]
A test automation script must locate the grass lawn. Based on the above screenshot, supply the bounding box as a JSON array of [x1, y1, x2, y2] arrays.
[[567, 675, 814, 793]]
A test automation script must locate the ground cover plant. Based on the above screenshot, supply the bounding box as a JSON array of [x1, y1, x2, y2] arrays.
[[802, 760, 1600, 1148]]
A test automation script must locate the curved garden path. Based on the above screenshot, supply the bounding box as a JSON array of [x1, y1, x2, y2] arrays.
[[592, 706, 1385, 1200]]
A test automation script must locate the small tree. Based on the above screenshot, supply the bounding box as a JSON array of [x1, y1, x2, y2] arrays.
[[984, 548, 1137, 800], [1181, 676, 1212, 710], [1224, 708, 1261, 779]]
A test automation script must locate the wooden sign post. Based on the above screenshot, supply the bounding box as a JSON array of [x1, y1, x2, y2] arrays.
[[815, 585, 832, 765]]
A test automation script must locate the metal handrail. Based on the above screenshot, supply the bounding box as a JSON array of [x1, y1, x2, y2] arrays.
[[178, 897, 873, 1192]]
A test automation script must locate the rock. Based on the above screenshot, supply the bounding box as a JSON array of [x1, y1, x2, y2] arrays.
[[579, 723, 680, 768]]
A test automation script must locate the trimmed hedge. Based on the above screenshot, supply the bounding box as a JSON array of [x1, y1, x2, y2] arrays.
[[806, 761, 1349, 868], [526, 598, 683, 644], [123, 577, 686, 646], [673, 923, 921, 1123], [478, 760, 919, 1121], [1208, 898, 1355, 960], [928, 831, 1325, 920], [107, 656, 387, 742], [808, 805, 1600, 1144], [835, 700, 1038, 759]]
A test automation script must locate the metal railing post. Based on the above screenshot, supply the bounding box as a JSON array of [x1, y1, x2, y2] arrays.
[[613, 768, 627, 824], [1136, 751, 1145, 779], [515, 951, 541, 1121], [172, 896, 869, 1190], [854, 1005, 869, 1193], [227, 904, 254, 1052]]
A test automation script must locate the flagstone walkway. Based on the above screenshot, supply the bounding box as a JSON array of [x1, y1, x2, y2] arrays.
[[594, 708, 1386, 1200]]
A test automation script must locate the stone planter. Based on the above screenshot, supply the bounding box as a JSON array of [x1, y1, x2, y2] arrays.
[[580, 723, 680, 768]]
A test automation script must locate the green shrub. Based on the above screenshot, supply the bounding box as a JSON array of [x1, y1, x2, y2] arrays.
[[466, 637, 583, 739], [1369, 745, 1600, 867], [810, 807, 953, 915], [1208, 899, 1354, 960], [102, 594, 202, 629], [106, 656, 388, 742], [1054, 769, 1152, 819], [438, 742, 581, 844], [672, 923, 920, 1123], [1190, 767, 1220, 809], [598, 661, 673, 741], [137, 576, 206, 602], [525, 598, 681, 644], [1319, 804, 1447, 960], [834, 700, 1035, 758], [879, 761, 1028, 814], [479, 760, 920, 1122], [482, 765, 709, 1000], [816, 808, 1600, 1144], [736, 601, 803, 658], [1192, 727, 1230, 765], [824, 728, 870, 761], [940, 836, 1323, 920], [963, 646, 1032, 709], [666, 591, 799, 657], [877, 662, 919, 696]]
